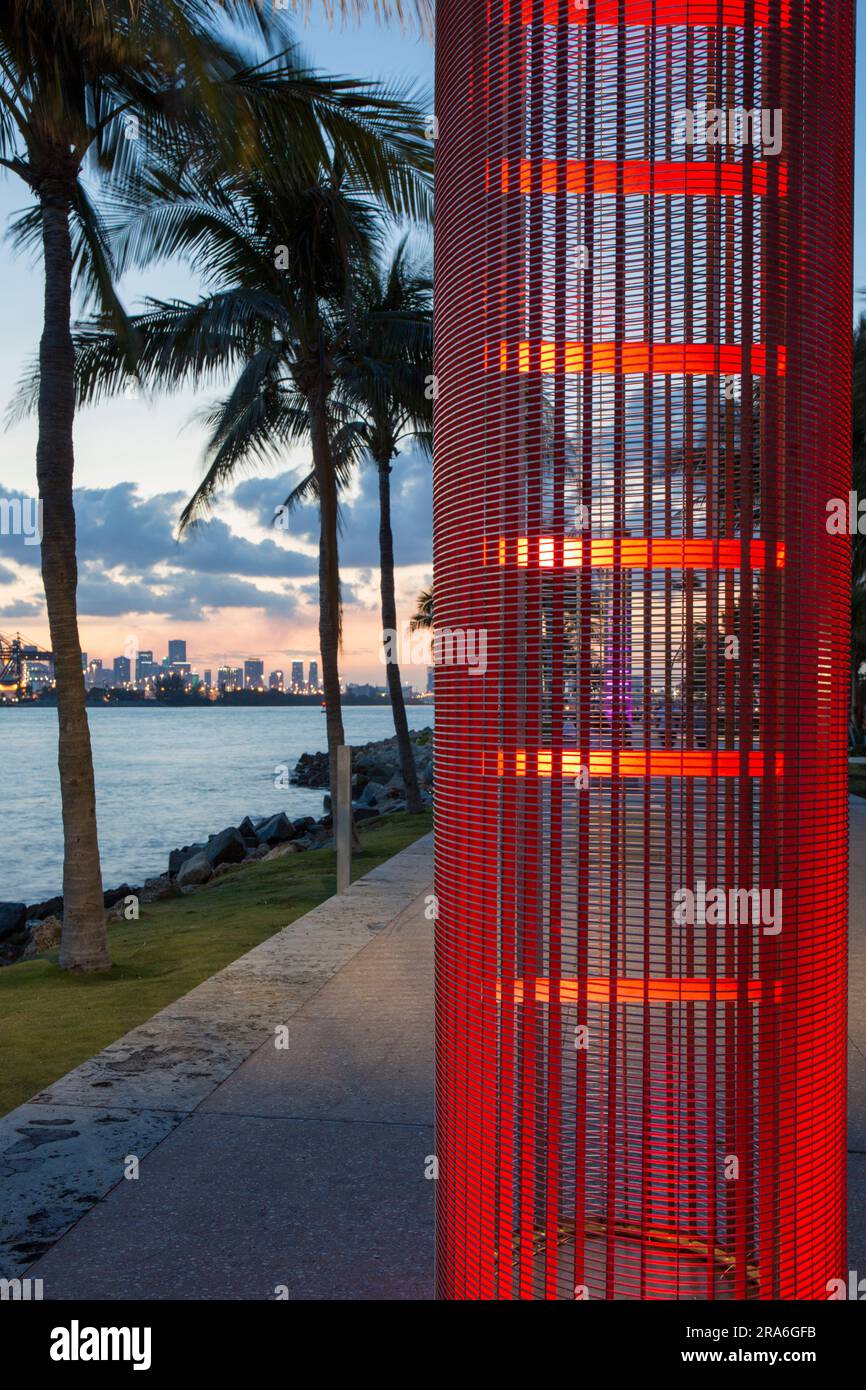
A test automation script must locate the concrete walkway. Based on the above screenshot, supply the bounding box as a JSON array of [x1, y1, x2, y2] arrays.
[[0, 834, 435, 1297], [3, 810, 866, 1298]]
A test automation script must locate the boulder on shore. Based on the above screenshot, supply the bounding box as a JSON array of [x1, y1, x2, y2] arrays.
[[140, 875, 177, 903], [206, 826, 247, 869], [290, 727, 433, 791], [28, 915, 63, 952], [26, 894, 63, 922], [264, 841, 299, 861], [237, 815, 261, 845], [176, 852, 213, 889], [358, 781, 387, 807], [104, 884, 136, 910], [0, 903, 28, 943], [211, 861, 242, 880], [169, 843, 206, 878], [290, 749, 329, 788], [256, 812, 294, 846]]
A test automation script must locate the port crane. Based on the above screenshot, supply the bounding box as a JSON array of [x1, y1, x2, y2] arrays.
[[0, 631, 54, 695]]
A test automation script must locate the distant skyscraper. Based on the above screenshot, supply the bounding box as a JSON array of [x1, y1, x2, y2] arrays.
[[168, 639, 187, 664], [113, 655, 131, 684], [204, 669, 212, 688], [426, 665, 435, 694], [269, 669, 284, 692], [308, 660, 319, 691], [135, 649, 154, 681], [291, 660, 304, 691], [244, 659, 264, 689], [80, 652, 87, 670], [85, 659, 108, 690]]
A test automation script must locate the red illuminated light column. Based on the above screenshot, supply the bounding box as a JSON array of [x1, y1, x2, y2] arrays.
[[433, 0, 852, 1299]]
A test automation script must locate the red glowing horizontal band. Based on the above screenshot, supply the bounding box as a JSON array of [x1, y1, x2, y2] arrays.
[[507, 0, 789, 26], [497, 159, 787, 198], [498, 977, 781, 1005], [483, 749, 784, 778], [494, 342, 786, 376], [489, 536, 785, 570]]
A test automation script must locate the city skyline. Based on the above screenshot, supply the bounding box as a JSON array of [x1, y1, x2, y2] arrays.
[[30, 637, 433, 701], [80, 637, 331, 691]]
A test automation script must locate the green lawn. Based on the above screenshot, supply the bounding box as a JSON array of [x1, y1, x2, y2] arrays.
[[0, 811, 432, 1118]]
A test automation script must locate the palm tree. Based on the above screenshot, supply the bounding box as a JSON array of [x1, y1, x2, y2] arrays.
[[0, 0, 311, 970], [6, 2, 432, 965], [280, 239, 432, 813], [411, 586, 433, 631], [347, 241, 431, 813], [55, 100, 430, 836]]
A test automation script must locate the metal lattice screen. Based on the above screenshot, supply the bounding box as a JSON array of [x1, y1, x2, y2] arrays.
[[434, 0, 851, 1300]]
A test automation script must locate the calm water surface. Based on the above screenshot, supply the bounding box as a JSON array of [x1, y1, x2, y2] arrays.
[[0, 705, 434, 902]]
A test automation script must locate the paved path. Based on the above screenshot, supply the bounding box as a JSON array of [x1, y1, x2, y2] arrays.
[[0, 834, 434, 1296], [3, 810, 866, 1299]]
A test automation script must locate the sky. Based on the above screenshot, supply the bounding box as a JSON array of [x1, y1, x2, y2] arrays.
[[0, 5, 863, 684]]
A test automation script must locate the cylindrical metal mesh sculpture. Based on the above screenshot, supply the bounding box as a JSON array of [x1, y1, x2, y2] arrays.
[[434, 0, 852, 1300]]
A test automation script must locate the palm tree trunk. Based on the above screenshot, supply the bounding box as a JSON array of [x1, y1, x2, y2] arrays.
[[306, 379, 359, 849], [36, 186, 108, 972], [376, 455, 423, 813]]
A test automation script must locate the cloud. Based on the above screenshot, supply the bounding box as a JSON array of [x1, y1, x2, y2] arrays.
[[72, 483, 316, 579], [0, 483, 315, 623], [0, 453, 432, 634], [75, 569, 297, 622], [295, 578, 363, 611], [232, 447, 432, 569], [0, 598, 44, 620], [0, 483, 317, 578], [174, 516, 315, 579]]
